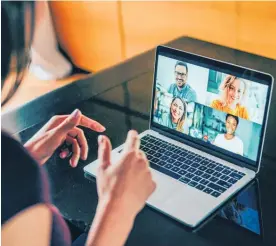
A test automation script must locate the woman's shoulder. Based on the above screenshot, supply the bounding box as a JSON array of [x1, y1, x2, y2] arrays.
[[1, 131, 51, 225], [236, 104, 249, 119], [211, 99, 223, 108]]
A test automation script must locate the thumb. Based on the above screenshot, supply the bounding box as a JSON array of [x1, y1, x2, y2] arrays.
[[98, 135, 112, 170], [57, 109, 82, 133]]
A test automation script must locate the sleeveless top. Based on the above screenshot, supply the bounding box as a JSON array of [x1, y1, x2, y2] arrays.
[[1, 132, 71, 246]]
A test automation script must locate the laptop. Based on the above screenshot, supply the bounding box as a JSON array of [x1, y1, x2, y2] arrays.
[[84, 45, 273, 228]]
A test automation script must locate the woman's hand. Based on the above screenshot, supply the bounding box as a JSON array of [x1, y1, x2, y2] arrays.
[[85, 130, 156, 246], [24, 109, 105, 167], [97, 130, 156, 218]]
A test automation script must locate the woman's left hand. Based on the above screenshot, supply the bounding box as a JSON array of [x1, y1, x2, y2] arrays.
[[24, 109, 105, 167]]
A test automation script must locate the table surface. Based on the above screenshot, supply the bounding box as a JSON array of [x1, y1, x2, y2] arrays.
[[2, 37, 276, 246]]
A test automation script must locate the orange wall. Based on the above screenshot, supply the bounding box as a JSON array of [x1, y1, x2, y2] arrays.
[[50, 1, 276, 72]]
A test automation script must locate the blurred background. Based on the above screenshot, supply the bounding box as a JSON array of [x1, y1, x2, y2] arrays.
[[3, 1, 276, 111]]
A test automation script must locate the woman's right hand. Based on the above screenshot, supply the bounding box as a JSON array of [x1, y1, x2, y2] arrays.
[[96, 130, 156, 219]]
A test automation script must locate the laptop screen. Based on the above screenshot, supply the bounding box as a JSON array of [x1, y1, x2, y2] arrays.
[[152, 47, 272, 167]]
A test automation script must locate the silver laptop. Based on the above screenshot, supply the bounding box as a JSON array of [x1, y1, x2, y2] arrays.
[[84, 46, 274, 228]]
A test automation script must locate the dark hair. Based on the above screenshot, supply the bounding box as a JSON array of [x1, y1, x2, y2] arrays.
[[175, 61, 188, 73], [226, 114, 239, 125], [1, 1, 35, 106]]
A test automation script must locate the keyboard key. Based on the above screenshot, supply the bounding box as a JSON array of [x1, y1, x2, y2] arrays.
[[185, 173, 195, 179], [215, 166, 224, 172], [146, 143, 153, 148], [151, 146, 160, 151], [192, 176, 202, 182], [179, 177, 190, 184], [207, 163, 216, 169], [209, 176, 219, 183], [161, 155, 169, 161], [188, 181, 198, 187], [194, 157, 202, 163], [147, 155, 154, 161], [174, 161, 182, 167], [171, 153, 179, 159], [229, 172, 243, 180], [172, 166, 180, 173], [217, 180, 232, 189], [151, 158, 159, 164], [191, 162, 200, 168], [142, 135, 150, 141], [141, 139, 147, 145], [203, 188, 213, 194], [158, 161, 166, 166], [166, 158, 176, 165], [211, 191, 221, 197], [199, 166, 208, 171], [180, 164, 189, 170], [185, 159, 193, 165], [237, 171, 245, 177], [160, 143, 167, 148], [195, 170, 204, 176], [202, 173, 211, 179], [207, 183, 226, 193], [200, 179, 209, 185], [195, 184, 205, 191], [187, 167, 196, 173], [148, 150, 155, 156], [171, 148, 180, 154], [177, 157, 186, 162], [186, 154, 196, 160], [221, 175, 230, 181], [154, 152, 162, 158], [178, 170, 187, 176], [201, 160, 210, 165], [206, 169, 215, 174], [228, 178, 238, 184], [179, 152, 189, 157], [143, 147, 149, 153], [151, 163, 182, 180], [164, 164, 173, 169], [213, 172, 222, 177], [164, 150, 173, 156], [222, 169, 231, 175]]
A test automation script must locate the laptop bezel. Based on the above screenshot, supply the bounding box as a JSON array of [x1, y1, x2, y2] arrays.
[[149, 45, 274, 173]]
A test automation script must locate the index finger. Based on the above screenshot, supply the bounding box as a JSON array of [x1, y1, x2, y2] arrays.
[[79, 115, 105, 132], [52, 114, 106, 132], [123, 130, 140, 153]]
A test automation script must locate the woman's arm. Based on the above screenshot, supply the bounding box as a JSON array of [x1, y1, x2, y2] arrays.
[[2, 204, 52, 246], [85, 131, 156, 246], [85, 199, 135, 246]]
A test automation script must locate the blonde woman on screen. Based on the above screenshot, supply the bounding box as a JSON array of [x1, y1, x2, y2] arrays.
[[211, 75, 249, 120]]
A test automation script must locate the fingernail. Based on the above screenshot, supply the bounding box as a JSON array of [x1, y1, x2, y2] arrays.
[[98, 126, 106, 132], [72, 109, 80, 118], [98, 135, 104, 145]]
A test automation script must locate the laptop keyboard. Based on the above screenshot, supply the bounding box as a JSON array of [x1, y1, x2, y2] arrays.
[[139, 135, 246, 198]]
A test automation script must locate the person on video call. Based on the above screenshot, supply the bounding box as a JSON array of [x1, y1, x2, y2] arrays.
[[168, 61, 197, 102], [159, 97, 188, 133], [213, 114, 244, 155], [211, 75, 249, 120]]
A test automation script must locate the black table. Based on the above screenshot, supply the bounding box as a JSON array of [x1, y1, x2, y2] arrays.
[[2, 37, 276, 246]]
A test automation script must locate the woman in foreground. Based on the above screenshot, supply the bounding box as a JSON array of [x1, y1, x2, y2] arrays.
[[1, 2, 156, 245]]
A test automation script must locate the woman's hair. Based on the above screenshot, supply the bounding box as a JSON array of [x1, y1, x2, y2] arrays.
[[170, 97, 187, 132], [1, 1, 35, 106], [219, 75, 247, 106]]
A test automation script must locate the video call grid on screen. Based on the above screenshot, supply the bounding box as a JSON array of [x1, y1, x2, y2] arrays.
[[152, 51, 271, 167]]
